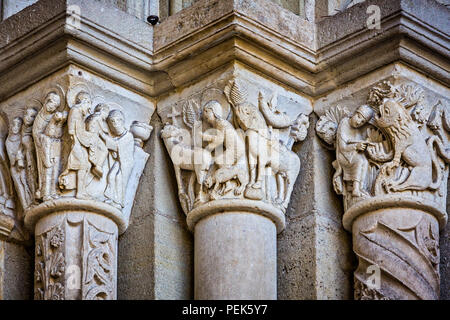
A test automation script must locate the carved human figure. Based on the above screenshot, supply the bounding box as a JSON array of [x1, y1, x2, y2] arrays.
[[202, 100, 248, 199], [224, 80, 279, 200], [316, 81, 449, 300], [318, 105, 374, 198], [6, 117, 32, 208], [22, 107, 38, 201], [32, 91, 61, 200], [59, 91, 93, 199], [39, 111, 68, 200], [85, 103, 110, 178], [100, 110, 134, 208]]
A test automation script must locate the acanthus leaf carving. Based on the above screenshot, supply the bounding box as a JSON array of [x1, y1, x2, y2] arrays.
[[34, 222, 66, 300], [82, 218, 115, 300]]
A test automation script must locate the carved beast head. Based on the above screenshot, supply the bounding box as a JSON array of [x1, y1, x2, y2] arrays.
[[375, 99, 411, 129], [161, 124, 183, 140]]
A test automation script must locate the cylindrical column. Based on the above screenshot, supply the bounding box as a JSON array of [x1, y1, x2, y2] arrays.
[[344, 199, 445, 300], [194, 212, 277, 300], [26, 199, 125, 300], [187, 200, 285, 300]]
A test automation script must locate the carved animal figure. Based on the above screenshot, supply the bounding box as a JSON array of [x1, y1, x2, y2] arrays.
[[161, 124, 212, 212], [375, 99, 441, 192], [202, 100, 249, 200], [225, 80, 298, 202], [204, 157, 249, 200]]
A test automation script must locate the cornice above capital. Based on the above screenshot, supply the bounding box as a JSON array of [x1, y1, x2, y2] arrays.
[[0, 0, 447, 101]]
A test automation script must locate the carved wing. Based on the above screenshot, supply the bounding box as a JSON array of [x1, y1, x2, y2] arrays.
[[258, 92, 293, 128], [323, 105, 350, 125]]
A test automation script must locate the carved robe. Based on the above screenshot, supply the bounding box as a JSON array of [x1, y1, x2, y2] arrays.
[[5, 134, 32, 208], [32, 110, 53, 196], [103, 129, 134, 207], [336, 118, 369, 184], [21, 124, 36, 197], [65, 104, 91, 171]]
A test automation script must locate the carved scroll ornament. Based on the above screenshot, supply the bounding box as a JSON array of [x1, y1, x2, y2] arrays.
[[0, 82, 153, 299]]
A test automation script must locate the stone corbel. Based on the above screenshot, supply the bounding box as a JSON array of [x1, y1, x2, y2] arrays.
[[315, 79, 449, 300], [158, 68, 311, 299], [0, 66, 154, 300]]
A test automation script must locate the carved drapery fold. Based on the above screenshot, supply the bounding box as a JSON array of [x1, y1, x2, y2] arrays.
[[160, 78, 310, 228], [316, 80, 449, 300], [159, 76, 310, 299], [0, 76, 153, 300]]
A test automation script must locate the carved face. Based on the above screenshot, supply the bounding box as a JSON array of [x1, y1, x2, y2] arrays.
[[350, 112, 367, 128], [203, 101, 221, 124], [44, 93, 60, 113], [316, 118, 337, 145], [376, 99, 401, 128], [107, 110, 126, 136], [11, 117, 22, 134], [75, 92, 91, 113], [24, 108, 37, 126]]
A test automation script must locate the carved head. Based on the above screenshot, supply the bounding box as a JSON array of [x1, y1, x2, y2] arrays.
[[10, 117, 23, 135], [316, 117, 338, 145], [290, 113, 309, 142], [160, 124, 189, 147], [203, 100, 222, 124], [44, 92, 61, 113], [412, 104, 428, 125], [24, 107, 38, 126], [107, 110, 126, 136], [427, 102, 445, 131], [94, 103, 110, 120], [350, 105, 374, 128], [376, 99, 412, 129], [75, 91, 91, 113]]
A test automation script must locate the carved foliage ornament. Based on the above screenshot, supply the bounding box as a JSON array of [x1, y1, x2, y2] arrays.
[[0, 83, 152, 221], [0, 82, 151, 300], [161, 79, 309, 216]]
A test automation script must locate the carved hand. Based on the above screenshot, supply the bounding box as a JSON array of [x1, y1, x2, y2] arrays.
[[356, 142, 368, 152]]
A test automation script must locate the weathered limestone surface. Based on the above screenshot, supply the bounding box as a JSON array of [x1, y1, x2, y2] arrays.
[[118, 117, 193, 300], [440, 181, 450, 300], [316, 66, 449, 299], [0, 240, 32, 299], [157, 64, 311, 299], [0, 0, 448, 300], [278, 115, 353, 299], [0, 65, 154, 299], [195, 212, 277, 299]]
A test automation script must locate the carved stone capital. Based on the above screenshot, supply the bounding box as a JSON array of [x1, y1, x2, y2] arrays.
[[158, 68, 312, 299], [316, 79, 449, 300], [159, 76, 311, 232], [0, 65, 154, 299]]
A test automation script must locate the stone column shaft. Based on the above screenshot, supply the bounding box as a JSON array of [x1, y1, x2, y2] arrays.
[[194, 212, 277, 299]]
